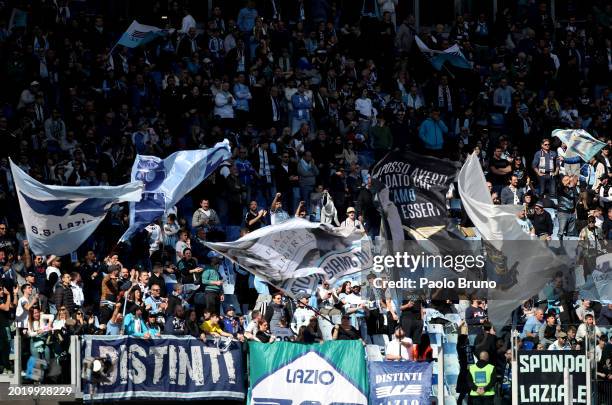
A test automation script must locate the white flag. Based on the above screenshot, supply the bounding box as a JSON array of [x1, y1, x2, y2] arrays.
[[116, 20, 166, 48], [205, 218, 373, 297], [458, 153, 569, 327], [10, 160, 143, 256]]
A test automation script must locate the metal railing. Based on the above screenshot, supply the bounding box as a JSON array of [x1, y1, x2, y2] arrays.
[[3, 329, 611, 404]]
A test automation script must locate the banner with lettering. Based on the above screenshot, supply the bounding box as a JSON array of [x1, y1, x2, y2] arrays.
[[517, 350, 588, 404], [206, 218, 373, 297], [248, 340, 368, 405], [368, 361, 433, 405], [371, 150, 460, 240], [81, 336, 245, 401]]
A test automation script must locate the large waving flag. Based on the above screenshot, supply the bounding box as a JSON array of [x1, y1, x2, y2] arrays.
[[458, 153, 569, 328], [205, 218, 373, 297], [415, 36, 471, 70], [119, 140, 232, 242], [10, 160, 143, 256], [552, 128, 605, 161], [116, 20, 167, 48]]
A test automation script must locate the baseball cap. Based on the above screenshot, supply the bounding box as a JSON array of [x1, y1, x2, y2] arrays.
[[207, 251, 222, 259], [346, 207, 355, 213], [557, 331, 567, 338], [535, 202, 544, 208]]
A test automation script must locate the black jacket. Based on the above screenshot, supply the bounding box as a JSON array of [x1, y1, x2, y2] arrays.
[[531, 211, 553, 236], [264, 303, 292, 325], [53, 283, 75, 314]]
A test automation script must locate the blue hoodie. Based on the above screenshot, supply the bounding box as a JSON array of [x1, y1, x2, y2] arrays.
[[418, 118, 448, 150]]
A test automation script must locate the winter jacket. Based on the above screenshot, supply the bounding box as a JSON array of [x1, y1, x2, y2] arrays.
[[53, 284, 75, 314], [418, 118, 447, 150]]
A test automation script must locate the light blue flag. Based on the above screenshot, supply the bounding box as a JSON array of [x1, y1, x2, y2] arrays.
[[552, 128, 605, 161], [116, 20, 166, 48], [415, 36, 472, 71], [119, 140, 232, 242], [10, 160, 143, 256], [431, 51, 472, 70]]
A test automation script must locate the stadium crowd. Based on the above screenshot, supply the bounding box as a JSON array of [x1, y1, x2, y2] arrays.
[[0, 0, 611, 403]]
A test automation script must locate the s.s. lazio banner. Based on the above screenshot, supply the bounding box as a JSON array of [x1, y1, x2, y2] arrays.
[[81, 335, 245, 401], [120, 140, 231, 242], [10, 160, 143, 256], [248, 340, 368, 405], [368, 361, 433, 405], [205, 218, 373, 297]]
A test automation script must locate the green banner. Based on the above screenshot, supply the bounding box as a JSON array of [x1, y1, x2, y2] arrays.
[[248, 340, 368, 404]]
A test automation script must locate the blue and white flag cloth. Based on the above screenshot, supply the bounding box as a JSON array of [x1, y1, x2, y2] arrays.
[[368, 361, 433, 405], [116, 20, 167, 48], [415, 36, 472, 70], [10, 160, 143, 256], [119, 140, 232, 242], [552, 129, 605, 162]]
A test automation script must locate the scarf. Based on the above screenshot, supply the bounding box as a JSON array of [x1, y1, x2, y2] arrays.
[[134, 317, 141, 333], [172, 316, 185, 332], [438, 85, 452, 112], [258, 148, 271, 183], [320, 192, 339, 226]]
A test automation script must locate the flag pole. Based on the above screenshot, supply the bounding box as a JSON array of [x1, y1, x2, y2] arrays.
[[107, 42, 120, 58], [289, 297, 335, 326], [441, 63, 455, 80]]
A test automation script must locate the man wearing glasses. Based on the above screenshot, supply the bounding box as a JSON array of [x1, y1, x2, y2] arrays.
[[531, 138, 558, 198], [144, 283, 168, 322], [547, 331, 571, 350]]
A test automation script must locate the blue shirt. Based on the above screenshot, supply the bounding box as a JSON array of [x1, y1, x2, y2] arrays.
[[237, 7, 258, 32], [235, 158, 255, 185], [291, 92, 312, 121], [521, 315, 544, 339], [254, 276, 269, 295], [233, 83, 251, 112]]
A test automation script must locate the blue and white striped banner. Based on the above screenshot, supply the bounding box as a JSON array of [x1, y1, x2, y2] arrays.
[[120, 140, 231, 242]]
